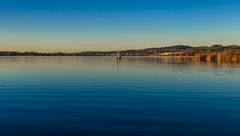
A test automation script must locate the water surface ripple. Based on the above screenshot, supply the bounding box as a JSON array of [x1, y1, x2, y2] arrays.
[[0, 56, 240, 136]]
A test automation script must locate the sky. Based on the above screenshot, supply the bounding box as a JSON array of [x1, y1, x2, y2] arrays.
[[0, 0, 240, 52]]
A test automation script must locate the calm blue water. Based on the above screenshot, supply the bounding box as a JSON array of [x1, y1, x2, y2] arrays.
[[0, 56, 240, 136]]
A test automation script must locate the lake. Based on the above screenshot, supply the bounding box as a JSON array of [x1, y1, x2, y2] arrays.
[[0, 56, 240, 136]]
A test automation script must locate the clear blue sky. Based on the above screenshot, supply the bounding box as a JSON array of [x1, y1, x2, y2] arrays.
[[1, 0, 240, 52]]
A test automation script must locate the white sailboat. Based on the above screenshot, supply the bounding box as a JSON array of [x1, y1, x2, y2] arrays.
[[115, 50, 122, 60]]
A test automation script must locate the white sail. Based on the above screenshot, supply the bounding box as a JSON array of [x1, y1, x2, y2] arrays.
[[116, 50, 121, 60]]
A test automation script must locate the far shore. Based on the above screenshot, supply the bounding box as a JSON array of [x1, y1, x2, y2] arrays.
[[1, 45, 240, 63]]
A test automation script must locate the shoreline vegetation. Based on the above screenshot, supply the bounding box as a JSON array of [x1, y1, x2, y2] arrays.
[[1, 45, 240, 63]]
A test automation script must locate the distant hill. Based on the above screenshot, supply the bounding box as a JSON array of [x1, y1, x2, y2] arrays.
[[143, 45, 193, 52], [225, 45, 240, 49], [121, 44, 240, 56]]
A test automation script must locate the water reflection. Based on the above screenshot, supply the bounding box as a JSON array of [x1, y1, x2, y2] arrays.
[[0, 56, 239, 65], [0, 56, 240, 69], [0, 56, 240, 77], [0, 56, 240, 136], [120, 56, 240, 68]]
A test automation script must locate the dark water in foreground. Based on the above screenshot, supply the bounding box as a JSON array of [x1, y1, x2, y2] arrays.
[[0, 56, 240, 136]]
